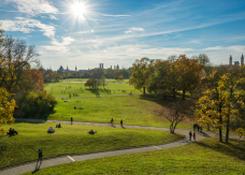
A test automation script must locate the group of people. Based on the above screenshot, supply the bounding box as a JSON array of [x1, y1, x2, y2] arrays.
[[55, 123, 62, 128], [110, 118, 125, 128], [7, 128, 18, 137], [188, 123, 205, 141], [193, 123, 203, 133]]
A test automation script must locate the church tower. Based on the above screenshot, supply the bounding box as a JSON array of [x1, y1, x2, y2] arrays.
[[241, 54, 244, 66], [229, 55, 233, 66]]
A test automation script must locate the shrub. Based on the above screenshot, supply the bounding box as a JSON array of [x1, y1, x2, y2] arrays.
[[15, 91, 56, 119]]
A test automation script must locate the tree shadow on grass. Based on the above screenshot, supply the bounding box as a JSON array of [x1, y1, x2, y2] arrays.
[[87, 88, 112, 97], [196, 139, 245, 161], [139, 94, 196, 116]]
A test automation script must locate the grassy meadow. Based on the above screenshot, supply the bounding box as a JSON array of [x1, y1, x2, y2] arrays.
[[0, 122, 182, 168], [24, 139, 245, 175], [45, 79, 190, 128]]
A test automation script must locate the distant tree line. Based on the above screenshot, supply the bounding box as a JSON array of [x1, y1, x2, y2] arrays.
[[0, 30, 56, 126], [130, 55, 245, 142], [42, 66, 130, 83]]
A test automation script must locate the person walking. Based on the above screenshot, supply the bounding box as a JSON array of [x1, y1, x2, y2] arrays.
[[120, 120, 124, 128], [189, 131, 192, 141], [193, 132, 196, 141], [70, 117, 73, 125], [110, 118, 114, 127], [33, 148, 43, 173]]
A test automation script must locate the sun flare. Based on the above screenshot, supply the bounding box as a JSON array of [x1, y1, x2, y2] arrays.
[[69, 0, 89, 21]]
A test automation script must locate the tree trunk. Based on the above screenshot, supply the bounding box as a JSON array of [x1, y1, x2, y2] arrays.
[[169, 123, 175, 134], [219, 114, 223, 142], [182, 90, 186, 100], [219, 127, 223, 142], [143, 86, 146, 95], [225, 116, 230, 143], [172, 88, 176, 99], [225, 105, 231, 143], [225, 88, 233, 143]]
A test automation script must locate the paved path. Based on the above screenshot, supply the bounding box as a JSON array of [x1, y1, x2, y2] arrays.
[[0, 119, 208, 175], [16, 118, 181, 132], [0, 139, 191, 175]]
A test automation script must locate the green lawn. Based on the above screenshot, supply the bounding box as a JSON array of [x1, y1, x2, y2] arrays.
[[24, 139, 245, 175], [45, 79, 190, 128], [0, 122, 182, 169]]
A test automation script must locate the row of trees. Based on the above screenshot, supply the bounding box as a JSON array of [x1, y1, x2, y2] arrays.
[[130, 55, 205, 99], [0, 30, 56, 127], [130, 55, 245, 142]]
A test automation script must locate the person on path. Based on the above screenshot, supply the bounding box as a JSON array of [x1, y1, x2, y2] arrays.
[[120, 120, 124, 128], [110, 118, 114, 127], [189, 131, 192, 141], [71, 117, 73, 125], [33, 148, 43, 173], [193, 132, 196, 141]]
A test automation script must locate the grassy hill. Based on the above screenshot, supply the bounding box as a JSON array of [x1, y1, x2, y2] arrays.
[[45, 79, 190, 128], [0, 122, 182, 168]]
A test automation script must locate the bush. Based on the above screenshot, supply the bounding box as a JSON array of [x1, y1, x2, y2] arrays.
[[15, 91, 56, 119]]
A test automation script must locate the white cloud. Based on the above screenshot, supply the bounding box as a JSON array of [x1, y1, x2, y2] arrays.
[[125, 27, 145, 34], [38, 41, 195, 69], [40, 36, 75, 53], [4, 0, 58, 16], [0, 17, 56, 39]]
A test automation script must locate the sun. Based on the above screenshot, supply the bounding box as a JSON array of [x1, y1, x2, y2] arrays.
[[69, 0, 89, 21]]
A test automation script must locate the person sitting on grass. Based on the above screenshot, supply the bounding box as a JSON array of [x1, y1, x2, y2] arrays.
[[88, 129, 97, 135], [47, 127, 55, 134], [7, 128, 18, 137]]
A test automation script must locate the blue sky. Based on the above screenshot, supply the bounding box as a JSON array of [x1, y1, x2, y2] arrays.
[[0, 0, 245, 69]]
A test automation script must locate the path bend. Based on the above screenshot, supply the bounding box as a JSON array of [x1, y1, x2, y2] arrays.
[[0, 119, 208, 175]]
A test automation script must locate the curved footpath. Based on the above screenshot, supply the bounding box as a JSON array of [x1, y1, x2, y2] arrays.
[[0, 119, 208, 175]]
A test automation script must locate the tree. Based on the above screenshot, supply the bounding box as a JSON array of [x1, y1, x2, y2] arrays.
[[130, 57, 151, 95], [0, 29, 56, 121], [196, 72, 244, 143], [147, 60, 171, 96], [159, 102, 187, 134], [0, 88, 16, 127], [166, 106, 185, 134], [174, 55, 203, 100], [192, 54, 210, 66]]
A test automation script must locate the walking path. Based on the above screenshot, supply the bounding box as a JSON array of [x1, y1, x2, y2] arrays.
[[16, 118, 181, 132], [0, 119, 208, 175]]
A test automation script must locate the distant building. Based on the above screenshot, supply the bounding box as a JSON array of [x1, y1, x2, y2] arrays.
[[99, 63, 104, 69], [234, 61, 240, 66], [228, 54, 244, 66], [58, 65, 65, 72], [229, 55, 233, 66], [241, 54, 244, 66]]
